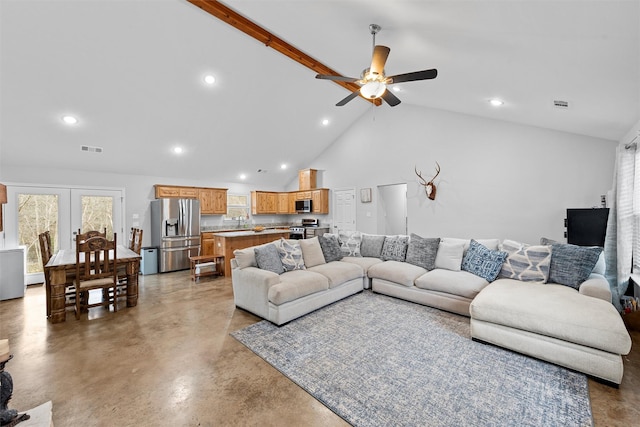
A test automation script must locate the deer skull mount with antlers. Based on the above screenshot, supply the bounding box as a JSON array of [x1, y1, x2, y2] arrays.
[[415, 162, 441, 200]]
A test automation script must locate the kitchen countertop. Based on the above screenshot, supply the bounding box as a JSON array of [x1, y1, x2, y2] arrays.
[[210, 229, 290, 238]]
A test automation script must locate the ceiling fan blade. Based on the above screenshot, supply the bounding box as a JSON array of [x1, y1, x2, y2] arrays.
[[316, 74, 359, 83], [381, 89, 401, 107], [387, 69, 438, 84], [336, 91, 360, 106], [370, 45, 390, 75]]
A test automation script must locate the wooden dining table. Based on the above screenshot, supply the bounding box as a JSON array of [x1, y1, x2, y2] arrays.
[[44, 246, 141, 323]]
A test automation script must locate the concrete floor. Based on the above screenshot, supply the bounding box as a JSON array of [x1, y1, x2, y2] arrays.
[[0, 271, 638, 426]]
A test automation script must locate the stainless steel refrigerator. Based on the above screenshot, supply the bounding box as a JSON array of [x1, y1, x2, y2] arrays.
[[151, 199, 201, 273]]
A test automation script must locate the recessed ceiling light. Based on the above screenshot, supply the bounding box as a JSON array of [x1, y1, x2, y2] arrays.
[[173, 146, 183, 154], [62, 115, 78, 125], [203, 74, 216, 85], [239, 173, 247, 180], [280, 164, 287, 170], [321, 119, 329, 126], [489, 99, 504, 107]]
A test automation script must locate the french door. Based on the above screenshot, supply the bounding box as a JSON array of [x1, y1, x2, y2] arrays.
[[4, 185, 123, 284]]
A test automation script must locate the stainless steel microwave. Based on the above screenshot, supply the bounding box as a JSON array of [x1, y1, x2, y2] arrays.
[[295, 199, 312, 213]]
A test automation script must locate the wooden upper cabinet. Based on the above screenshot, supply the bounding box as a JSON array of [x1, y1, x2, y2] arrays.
[[277, 193, 290, 214], [299, 169, 317, 191], [251, 191, 277, 215], [199, 188, 227, 215], [155, 185, 199, 199], [288, 193, 296, 214], [296, 191, 312, 200], [312, 189, 329, 214]]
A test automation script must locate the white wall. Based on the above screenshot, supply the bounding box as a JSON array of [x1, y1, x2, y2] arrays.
[[0, 165, 289, 247], [310, 104, 618, 244]]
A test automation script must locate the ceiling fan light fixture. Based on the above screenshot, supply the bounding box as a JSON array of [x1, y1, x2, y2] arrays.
[[360, 81, 386, 99]]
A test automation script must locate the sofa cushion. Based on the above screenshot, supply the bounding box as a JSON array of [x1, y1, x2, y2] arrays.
[[235, 241, 280, 269], [268, 270, 329, 305], [415, 269, 490, 299], [299, 237, 326, 268], [499, 239, 551, 283], [254, 244, 284, 274], [318, 234, 344, 262], [338, 230, 362, 257], [434, 240, 465, 271], [360, 234, 386, 258], [341, 256, 384, 276], [381, 235, 409, 261], [277, 238, 306, 272], [308, 261, 364, 289], [461, 240, 508, 282], [541, 238, 603, 289], [471, 279, 632, 355], [368, 260, 427, 287], [405, 234, 440, 271]]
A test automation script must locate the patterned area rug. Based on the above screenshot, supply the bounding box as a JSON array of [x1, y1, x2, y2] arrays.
[[232, 291, 593, 427]]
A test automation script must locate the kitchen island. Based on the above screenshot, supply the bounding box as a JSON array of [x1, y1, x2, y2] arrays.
[[202, 229, 290, 277]]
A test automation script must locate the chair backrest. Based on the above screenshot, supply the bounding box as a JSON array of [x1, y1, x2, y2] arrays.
[[38, 231, 53, 266], [75, 233, 117, 280], [77, 228, 107, 244], [129, 228, 143, 254]]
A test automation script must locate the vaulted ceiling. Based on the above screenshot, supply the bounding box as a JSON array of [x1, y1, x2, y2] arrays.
[[1, 0, 638, 188]]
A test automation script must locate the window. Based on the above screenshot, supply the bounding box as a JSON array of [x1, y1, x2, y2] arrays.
[[224, 194, 250, 221]]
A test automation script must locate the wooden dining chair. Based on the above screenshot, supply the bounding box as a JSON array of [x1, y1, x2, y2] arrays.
[[74, 233, 118, 320], [76, 228, 107, 244], [116, 228, 143, 298]]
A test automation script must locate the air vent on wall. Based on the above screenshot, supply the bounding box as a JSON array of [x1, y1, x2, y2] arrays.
[[81, 145, 103, 153], [553, 100, 569, 109]]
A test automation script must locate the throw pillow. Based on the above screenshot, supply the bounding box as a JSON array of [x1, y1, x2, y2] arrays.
[[405, 234, 440, 270], [499, 240, 551, 283], [462, 239, 508, 282], [277, 238, 306, 271], [254, 244, 284, 274], [434, 240, 465, 271], [338, 230, 362, 257], [299, 236, 326, 268], [541, 239, 603, 289], [381, 235, 409, 261], [318, 234, 344, 262], [360, 234, 386, 258]]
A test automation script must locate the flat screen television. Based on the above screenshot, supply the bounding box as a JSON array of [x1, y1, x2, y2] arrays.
[[566, 208, 609, 247]]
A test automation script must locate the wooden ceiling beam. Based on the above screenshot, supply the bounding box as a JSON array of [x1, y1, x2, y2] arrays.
[[185, 0, 381, 106]]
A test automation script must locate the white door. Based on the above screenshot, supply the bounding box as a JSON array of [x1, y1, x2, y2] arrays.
[[3, 185, 123, 285], [70, 188, 124, 246], [333, 188, 357, 233]]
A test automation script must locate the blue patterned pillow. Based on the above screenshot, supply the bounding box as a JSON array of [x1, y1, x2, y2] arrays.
[[255, 244, 284, 274], [277, 238, 306, 271], [462, 239, 508, 282], [381, 235, 409, 262], [540, 238, 603, 289]]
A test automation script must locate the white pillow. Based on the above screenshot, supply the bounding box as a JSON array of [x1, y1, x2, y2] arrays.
[[299, 237, 326, 268], [434, 241, 465, 271]]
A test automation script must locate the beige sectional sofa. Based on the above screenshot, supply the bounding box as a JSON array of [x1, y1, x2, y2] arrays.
[[230, 233, 632, 385]]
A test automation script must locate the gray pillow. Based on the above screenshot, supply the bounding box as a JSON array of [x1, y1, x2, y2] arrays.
[[360, 234, 386, 258], [541, 238, 603, 289], [254, 244, 284, 274], [381, 235, 409, 261], [318, 234, 343, 262], [405, 234, 440, 270]]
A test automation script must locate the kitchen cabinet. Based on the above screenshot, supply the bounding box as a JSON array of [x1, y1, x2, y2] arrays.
[[296, 191, 312, 200], [277, 193, 291, 214], [199, 188, 227, 215], [298, 168, 317, 190], [251, 191, 277, 215], [288, 193, 296, 214], [201, 233, 225, 257], [312, 189, 329, 214], [155, 185, 198, 199]]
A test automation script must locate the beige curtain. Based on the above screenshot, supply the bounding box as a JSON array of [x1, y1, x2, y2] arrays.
[[605, 141, 640, 309]]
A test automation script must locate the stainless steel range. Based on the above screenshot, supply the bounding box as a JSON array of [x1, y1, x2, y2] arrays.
[[289, 218, 330, 240]]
